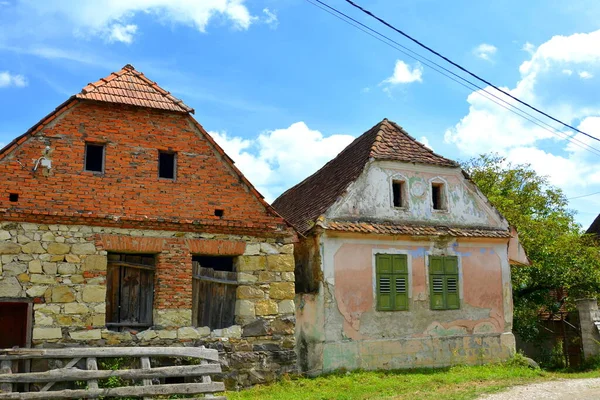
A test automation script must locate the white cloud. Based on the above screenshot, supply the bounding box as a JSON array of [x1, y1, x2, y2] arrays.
[[0, 71, 27, 88], [108, 23, 137, 44], [262, 8, 278, 29], [445, 29, 600, 227], [473, 43, 497, 61], [383, 60, 423, 85], [210, 122, 355, 201], [16, 0, 255, 43], [420, 136, 433, 150], [522, 42, 535, 55]]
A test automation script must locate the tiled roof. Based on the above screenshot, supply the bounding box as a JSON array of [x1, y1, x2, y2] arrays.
[[321, 220, 511, 238], [272, 119, 460, 234], [586, 213, 600, 236], [75, 64, 194, 114]]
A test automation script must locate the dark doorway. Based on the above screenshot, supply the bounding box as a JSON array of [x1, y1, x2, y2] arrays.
[[0, 302, 30, 349]]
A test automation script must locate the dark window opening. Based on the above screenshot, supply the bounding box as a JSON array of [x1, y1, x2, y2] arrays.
[[159, 151, 176, 179], [9, 193, 18, 202], [106, 253, 155, 331], [192, 256, 237, 329], [214, 209, 224, 218], [85, 143, 105, 173], [432, 183, 446, 210], [392, 180, 404, 208]]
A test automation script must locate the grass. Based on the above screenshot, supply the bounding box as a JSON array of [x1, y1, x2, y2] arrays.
[[226, 363, 600, 400]]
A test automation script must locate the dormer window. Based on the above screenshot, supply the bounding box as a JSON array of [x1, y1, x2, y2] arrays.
[[431, 182, 447, 211], [391, 176, 408, 209]]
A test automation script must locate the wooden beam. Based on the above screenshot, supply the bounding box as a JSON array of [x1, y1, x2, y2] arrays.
[[0, 382, 225, 399], [140, 356, 152, 400], [0, 363, 222, 383], [192, 274, 239, 286], [86, 358, 98, 390], [0, 360, 12, 393], [0, 347, 219, 362], [40, 358, 80, 392]]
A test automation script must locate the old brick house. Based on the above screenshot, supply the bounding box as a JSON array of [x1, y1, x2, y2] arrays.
[[0, 65, 296, 387], [273, 119, 529, 374]]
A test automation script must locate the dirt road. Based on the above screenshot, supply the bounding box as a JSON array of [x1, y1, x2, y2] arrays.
[[479, 378, 600, 400]]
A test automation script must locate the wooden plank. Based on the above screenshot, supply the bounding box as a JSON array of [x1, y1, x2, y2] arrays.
[[0, 360, 12, 393], [106, 265, 120, 324], [140, 356, 152, 400], [0, 363, 222, 383], [139, 270, 154, 325], [0, 347, 219, 361], [40, 358, 80, 392], [86, 358, 98, 390], [201, 359, 215, 399], [0, 381, 225, 399], [192, 274, 239, 286], [107, 262, 156, 271]]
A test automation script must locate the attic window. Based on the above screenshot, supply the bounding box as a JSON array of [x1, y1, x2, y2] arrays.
[[392, 180, 406, 208], [84, 143, 105, 173], [432, 182, 447, 211], [158, 151, 176, 179], [9, 193, 18, 202]]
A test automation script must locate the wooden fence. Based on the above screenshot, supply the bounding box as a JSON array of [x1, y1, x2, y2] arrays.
[[0, 346, 226, 399]]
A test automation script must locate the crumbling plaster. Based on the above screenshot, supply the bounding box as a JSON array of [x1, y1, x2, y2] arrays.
[[326, 160, 508, 229]]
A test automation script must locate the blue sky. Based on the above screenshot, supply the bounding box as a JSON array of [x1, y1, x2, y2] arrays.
[[1, 0, 600, 227]]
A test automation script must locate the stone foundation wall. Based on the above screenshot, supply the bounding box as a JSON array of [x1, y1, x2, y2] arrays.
[[0, 221, 296, 388]]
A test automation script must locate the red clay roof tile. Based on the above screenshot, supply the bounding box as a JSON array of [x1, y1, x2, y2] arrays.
[[75, 64, 193, 114]]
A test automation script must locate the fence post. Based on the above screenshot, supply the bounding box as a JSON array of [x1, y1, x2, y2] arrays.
[[576, 298, 600, 360], [0, 361, 12, 393]]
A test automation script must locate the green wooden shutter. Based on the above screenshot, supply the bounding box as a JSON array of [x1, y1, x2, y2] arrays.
[[376, 254, 393, 311], [429, 256, 445, 310], [392, 255, 408, 310], [444, 256, 460, 309]]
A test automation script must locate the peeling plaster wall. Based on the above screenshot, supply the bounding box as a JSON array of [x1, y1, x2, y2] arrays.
[[326, 161, 508, 229], [296, 235, 515, 374]]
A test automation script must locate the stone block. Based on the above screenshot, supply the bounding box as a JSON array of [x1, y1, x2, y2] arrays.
[[3, 262, 26, 276], [71, 243, 96, 255], [280, 244, 294, 254], [83, 255, 107, 271], [91, 314, 106, 327], [52, 286, 75, 303], [64, 303, 89, 314], [243, 319, 270, 337], [42, 262, 58, 275], [260, 243, 280, 255], [258, 271, 276, 283], [65, 254, 81, 263], [83, 286, 106, 303], [21, 242, 45, 254], [236, 256, 267, 272], [70, 329, 102, 340], [272, 317, 295, 335], [0, 242, 20, 254], [238, 272, 258, 283], [17, 273, 30, 283], [26, 285, 49, 297], [267, 254, 294, 272], [41, 232, 55, 242], [177, 327, 200, 340], [237, 285, 264, 299], [136, 329, 158, 341], [154, 309, 192, 327], [30, 274, 56, 284], [270, 282, 295, 300], [158, 330, 177, 339], [50, 255, 64, 262], [244, 243, 260, 256], [223, 325, 242, 339], [197, 326, 211, 337], [47, 243, 70, 255], [70, 275, 84, 284], [278, 300, 295, 314], [281, 272, 295, 282], [34, 312, 54, 325], [0, 230, 11, 241], [58, 263, 77, 275], [29, 259, 42, 273], [33, 327, 62, 340], [235, 300, 256, 318], [255, 299, 278, 316], [0, 276, 22, 297]]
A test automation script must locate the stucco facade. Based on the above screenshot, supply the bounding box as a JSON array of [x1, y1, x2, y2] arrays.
[[274, 119, 525, 374]]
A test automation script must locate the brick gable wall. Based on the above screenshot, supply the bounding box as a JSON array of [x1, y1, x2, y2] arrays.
[[0, 101, 291, 238]]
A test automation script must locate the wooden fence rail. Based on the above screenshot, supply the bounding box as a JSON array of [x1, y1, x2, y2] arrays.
[[0, 346, 226, 399]]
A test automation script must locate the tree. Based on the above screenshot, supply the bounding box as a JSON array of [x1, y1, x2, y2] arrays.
[[462, 154, 600, 341]]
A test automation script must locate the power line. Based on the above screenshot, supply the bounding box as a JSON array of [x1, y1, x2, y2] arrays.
[[342, 0, 600, 143], [568, 191, 600, 200], [303, 0, 600, 157]]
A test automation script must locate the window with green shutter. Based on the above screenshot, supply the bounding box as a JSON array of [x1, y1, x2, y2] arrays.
[[376, 254, 408, 311], [428, 256, 460, 310]]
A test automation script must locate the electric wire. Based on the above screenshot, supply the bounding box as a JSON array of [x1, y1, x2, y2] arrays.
[[303, 0, 600, 157], [568, 191, 600, 200], [342, 0, 600, 143]]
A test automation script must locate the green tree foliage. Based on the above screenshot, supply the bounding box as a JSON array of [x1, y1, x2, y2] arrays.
[[462, 154, 600, 341]]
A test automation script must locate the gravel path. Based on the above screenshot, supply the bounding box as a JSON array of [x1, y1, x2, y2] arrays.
[[478, 378, 600, 400]]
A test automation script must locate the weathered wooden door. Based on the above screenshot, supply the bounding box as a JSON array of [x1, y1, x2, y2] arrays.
[[192, 262, 237, 329], [106, 253, 155, 330]]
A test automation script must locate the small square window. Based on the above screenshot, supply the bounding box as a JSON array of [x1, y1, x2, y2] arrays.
[[9, 193, 18, 202], [159, 151, 176, 179], [84, 143, 104, 173], [432, 183, 446, 210], [392, 180, 405, 208]]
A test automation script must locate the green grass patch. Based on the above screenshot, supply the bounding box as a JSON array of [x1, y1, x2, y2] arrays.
[[227, 363, 600, 400]]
